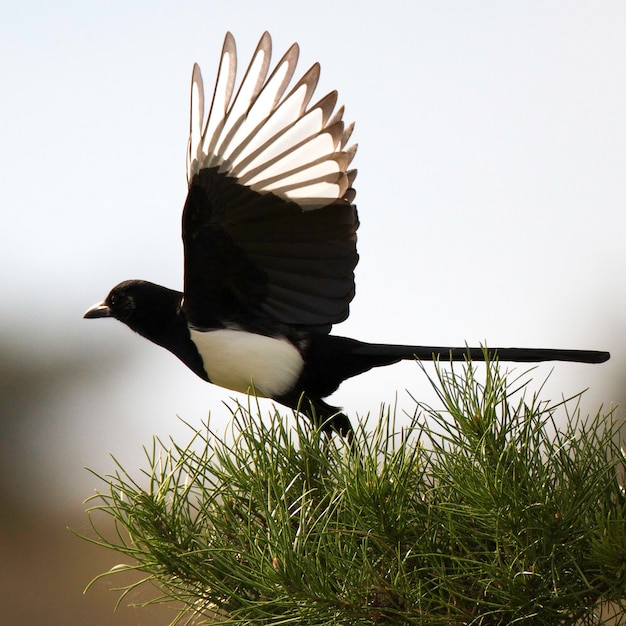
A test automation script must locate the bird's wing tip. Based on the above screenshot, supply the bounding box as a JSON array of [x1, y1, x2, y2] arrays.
[[187, 32, 356, 208]]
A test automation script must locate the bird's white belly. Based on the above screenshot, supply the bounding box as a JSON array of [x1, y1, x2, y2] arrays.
[[189, 328, 304, 397]]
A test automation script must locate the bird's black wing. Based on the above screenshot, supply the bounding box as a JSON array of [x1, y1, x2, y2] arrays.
[[182, 32, 359, 333]]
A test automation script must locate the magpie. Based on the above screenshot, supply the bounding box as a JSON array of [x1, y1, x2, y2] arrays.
[[84, 32, 610, 439]]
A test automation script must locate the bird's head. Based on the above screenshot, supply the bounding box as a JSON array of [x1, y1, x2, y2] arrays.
[[84, 280, 142, 323], [84, 280, 184, 338]]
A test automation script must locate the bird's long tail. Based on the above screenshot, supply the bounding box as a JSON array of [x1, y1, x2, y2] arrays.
[[352, 344, 610, 364], [288, 337, 609, 442]]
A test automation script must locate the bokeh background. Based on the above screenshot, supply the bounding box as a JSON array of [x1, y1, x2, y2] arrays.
[[1, 1, 624, 622]]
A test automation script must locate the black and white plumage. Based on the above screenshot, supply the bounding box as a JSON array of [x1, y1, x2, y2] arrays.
[[85, 32, 609, 439]]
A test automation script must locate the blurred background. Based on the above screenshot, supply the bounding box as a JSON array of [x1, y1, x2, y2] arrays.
[[1, 1, 624, 622]]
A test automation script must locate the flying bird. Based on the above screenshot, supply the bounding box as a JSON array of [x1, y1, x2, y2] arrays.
[[84, 32, 609, 439]]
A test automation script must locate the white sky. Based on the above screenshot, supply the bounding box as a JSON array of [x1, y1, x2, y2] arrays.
[[1, 1, 624, 505]]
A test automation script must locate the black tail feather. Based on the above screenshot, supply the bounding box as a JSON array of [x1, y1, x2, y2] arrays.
[[352, 344, 610, 365], [277, 337, 609, 442]]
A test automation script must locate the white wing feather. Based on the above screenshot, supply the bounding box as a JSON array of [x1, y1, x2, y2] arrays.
[[187, 32, 357, 209]]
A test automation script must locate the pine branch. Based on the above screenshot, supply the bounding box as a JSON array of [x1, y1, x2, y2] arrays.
[[79, 357, 626, 625]]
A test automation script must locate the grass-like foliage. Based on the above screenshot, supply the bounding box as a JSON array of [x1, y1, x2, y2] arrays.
[[82, 358, 626, 625]]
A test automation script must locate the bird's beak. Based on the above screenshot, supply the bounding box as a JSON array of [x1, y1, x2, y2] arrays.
[[83, 302, 112, 319]]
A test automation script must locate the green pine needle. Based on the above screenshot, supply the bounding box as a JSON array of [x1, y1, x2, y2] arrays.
[[79, 356, 626, 625]]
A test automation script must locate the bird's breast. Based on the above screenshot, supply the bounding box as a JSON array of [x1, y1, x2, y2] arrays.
[[189, 328, 304, 398]]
